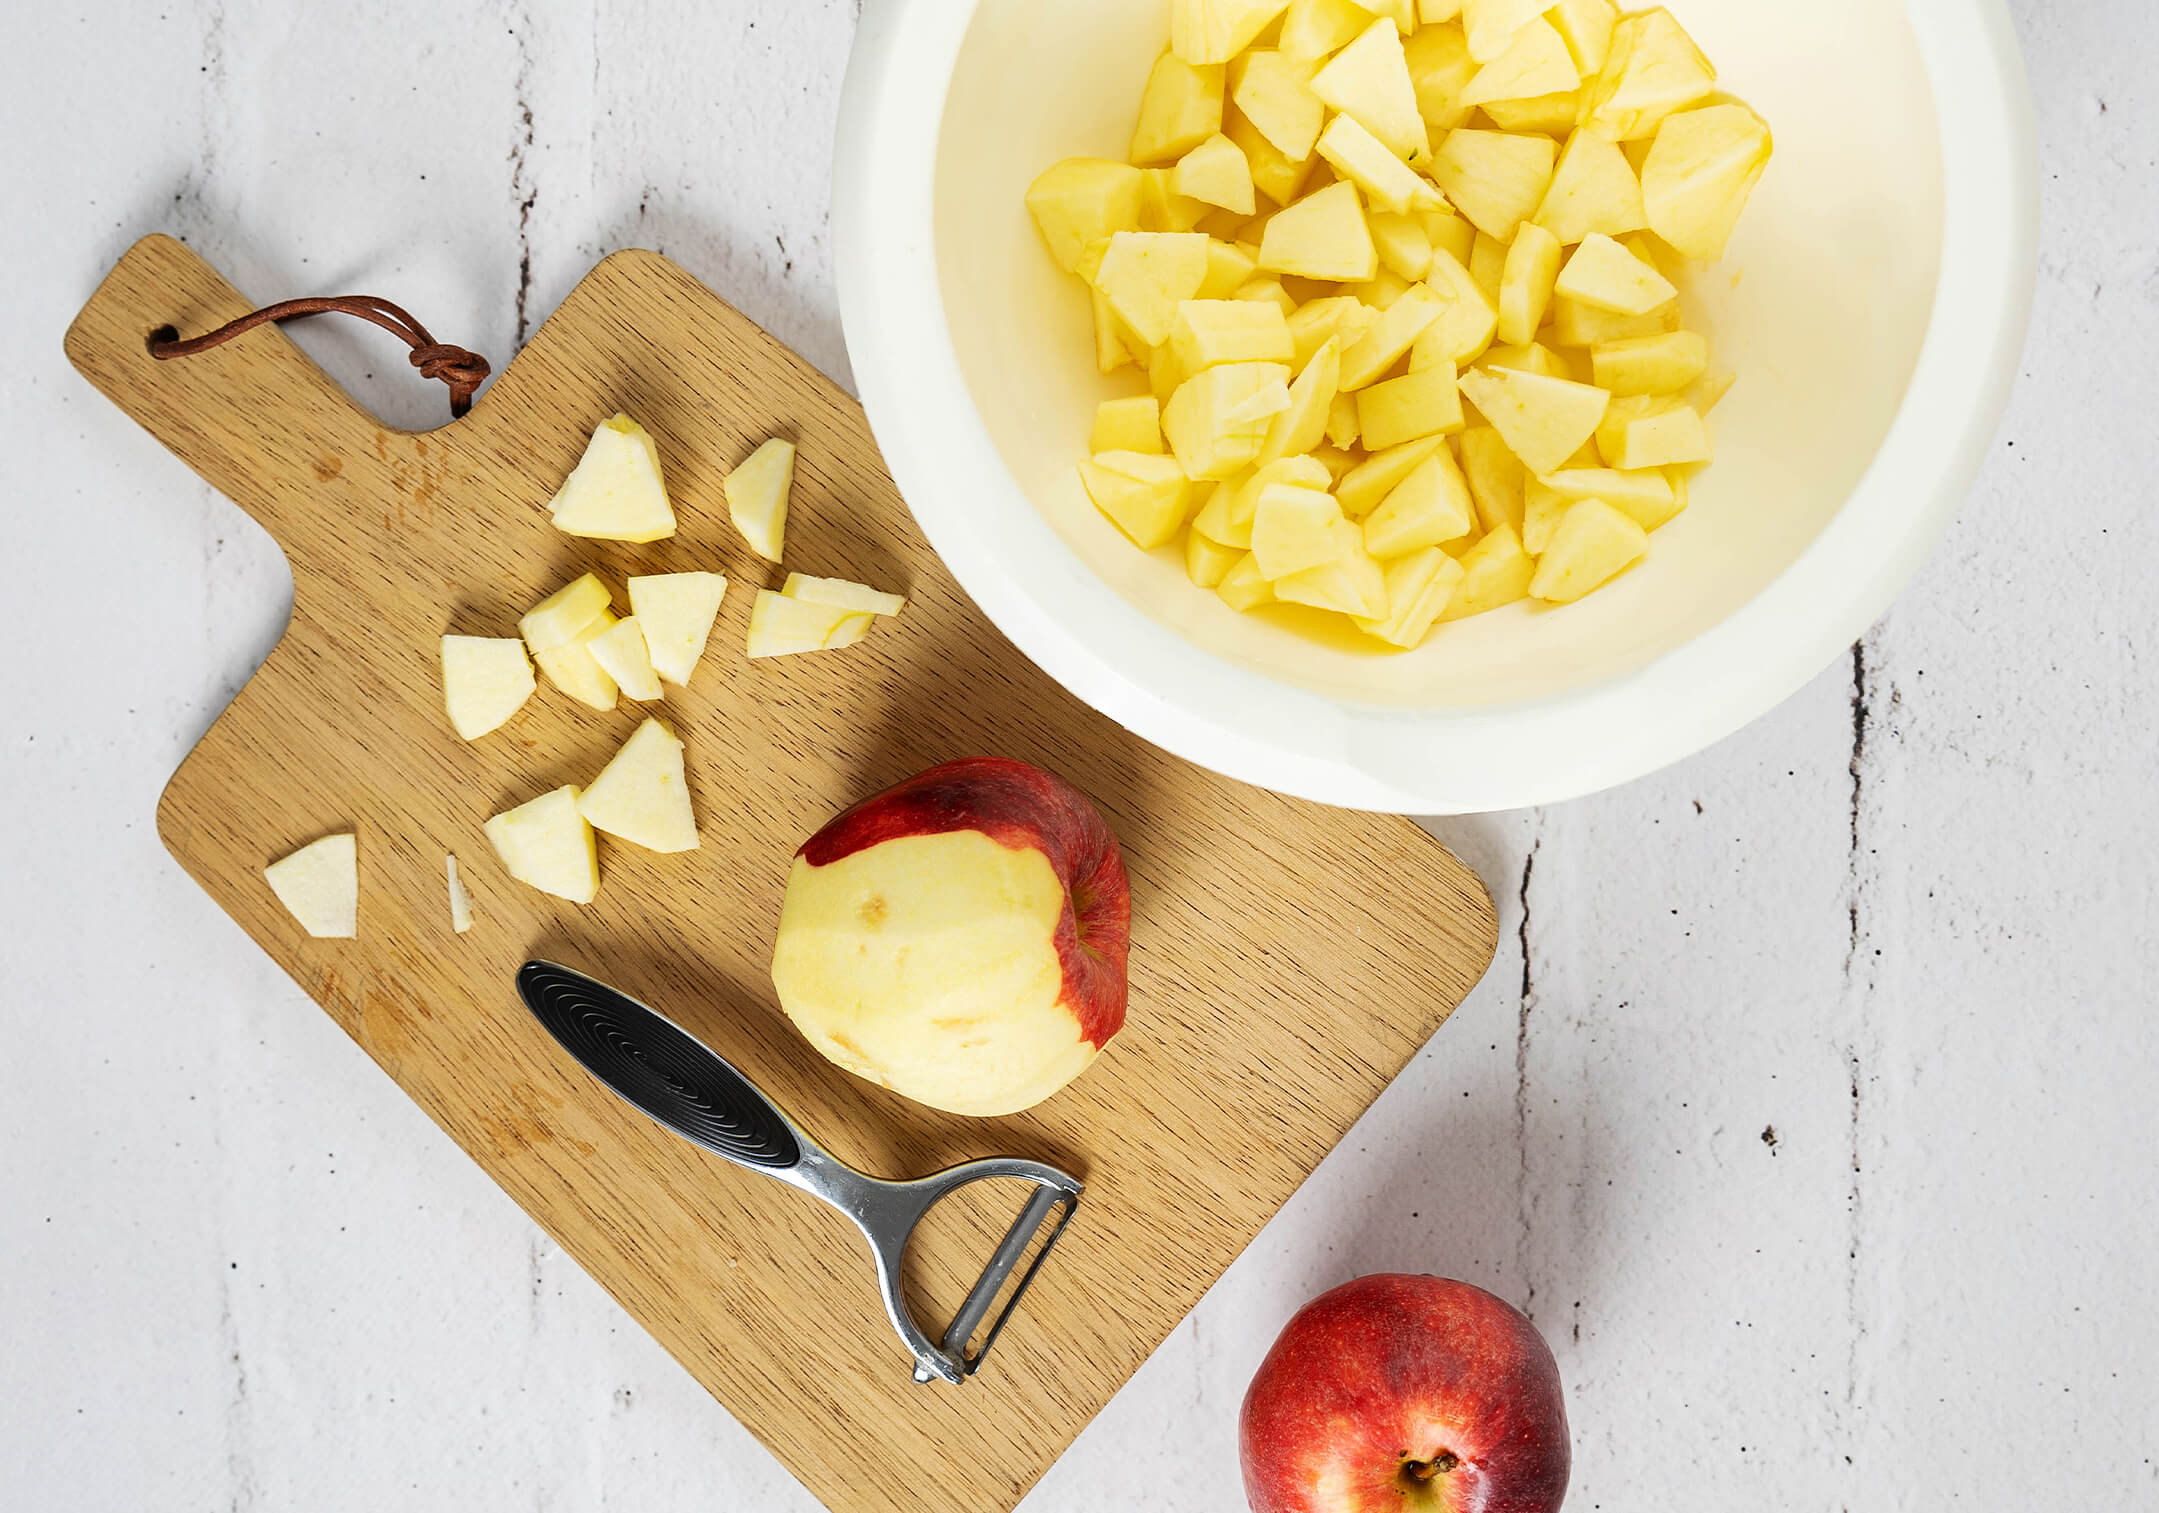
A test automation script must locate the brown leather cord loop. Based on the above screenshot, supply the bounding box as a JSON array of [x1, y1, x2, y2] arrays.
[[149, 294, 491, 418]]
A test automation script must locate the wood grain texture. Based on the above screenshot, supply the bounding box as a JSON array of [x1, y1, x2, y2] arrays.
[[63, 234, 1497, 1513]]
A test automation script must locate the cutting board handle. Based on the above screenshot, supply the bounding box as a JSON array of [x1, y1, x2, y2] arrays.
[[64, 235, 401, 542]]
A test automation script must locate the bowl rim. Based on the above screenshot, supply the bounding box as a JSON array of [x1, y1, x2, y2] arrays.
[[833, 0, 2039, 815]]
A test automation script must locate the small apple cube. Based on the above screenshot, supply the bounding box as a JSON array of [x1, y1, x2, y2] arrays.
[[1485, 97, 1583, 140], [586, 616, 663, 702], [1197, 456, 1330, 547], [1151, 341, 1191, 408], [1440, 522, 1536, 619], [1291, 297, 1373, 366], [484, 786, 598, 904], [264, 833, 357, 939], [725, 436, 795, 563], [1548, 0, 1620, 74], [1597, 396, 1711, 469], [1554, 232, 1678, 315], [1539, 465, 1682, 531], [1097, 231, 1212, 348], [1217, 550, 1277, 611], [1025, 158, 1146, 273], [1165, 360, 1295, 479], [1431, 130, 1556, 244], [1201, 238, 1263, 299], [745, 591, 874, 658], [1274, 519, 1388, 617], [1418, 0, 1464, 19], [445, 854, 473, 935], [1458, 425, 1527, 533], [1258, 181, 1377, 282], [1186, 528, 1244, 588], [1341, 282, 1447, 389], [1336, 435, 1446, 517], [1591, 330, 1709, 395], [1642, 103, 1774, 260], [1461, 0, 1545, 62], [1252, 483, 1347, 579], [1530, 497, 1648, 601], [1173, 0, 1294, 66], [548, 413, 676, 543], [1415, 249, 1501, 368], [1369, 212, 1435, 281], [1456, 365, 1611, 475], [1311, 19, 1429, 161], [1348, 0, 1415, 32], [1458, 17, 1579, 106], [1231, 50, 1326, 163], [1497, 221, 1563, 346], [1520, 474, 1572, 553], [1280, 0, 1370, 60], [1547, 293, 1677, 347], [1225, 104, 1316, 207], [578, 717, 699, 854], [1314, 114, 1439, 218], [1326, 391, 1362, 448], [1482, 342, 1573, 379], [627, 572, 727, 686], [1080, 450, 1196, 548], [1425, 208, 1477, 269], [1092, 287, 1139, 375], [440, 635, 535, 741], [1171, 299, 1295, 371], [518, 571, 612, 654], [1173, 133, 1257, 215], [1131, 53, 1227, 166], [1358, 363, 1464, 450], [1469, 232, 1508, 305], [1093, 395, 1164, 456], [1256, 337, 1344, 466], [1354, 545, 1468, 648], [1580, 8, 1716, 142], [1138, 167, 1214, 232], [534, 610, 622, 712], [1234, 276, 1298, 314], [784, 574, 907, 618], [1362, 444, 1475, 557], [1404, 24, 1478, 131]]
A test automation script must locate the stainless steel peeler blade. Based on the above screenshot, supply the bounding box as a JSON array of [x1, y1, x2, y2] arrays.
[[514, 960, 1082, 1385]]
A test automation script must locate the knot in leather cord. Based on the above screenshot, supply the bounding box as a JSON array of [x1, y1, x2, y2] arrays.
[[150, 293, 491, 419]]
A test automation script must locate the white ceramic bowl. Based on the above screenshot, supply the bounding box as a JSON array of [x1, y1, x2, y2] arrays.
[[834, 0, 2036, 814]]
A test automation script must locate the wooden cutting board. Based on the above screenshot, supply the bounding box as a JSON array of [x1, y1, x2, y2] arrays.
[[65, 234, 1498, 1513]]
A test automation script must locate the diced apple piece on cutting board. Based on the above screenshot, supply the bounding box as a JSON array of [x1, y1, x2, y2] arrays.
[[725, 437, 796, 563], [519, 572, 612, 654], [746, 590, 874, 658], [265, 833, 357, 938], [440, 635, 535, 741], [533, 610, 622, 712], [578, 718, 699, 854], [627, 572, 728, 687], [485, 787, 598, 904], [783, 574, 907, 618], [586, 616, 663, 702], [548, 414, 676, 543], [445, 854, 474, 934]]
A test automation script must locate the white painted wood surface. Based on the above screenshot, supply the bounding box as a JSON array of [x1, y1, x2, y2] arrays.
[[2, 3, 2150, 1508]]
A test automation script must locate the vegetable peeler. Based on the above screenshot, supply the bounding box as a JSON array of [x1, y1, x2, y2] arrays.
[[514, 961, 1083, 1385]]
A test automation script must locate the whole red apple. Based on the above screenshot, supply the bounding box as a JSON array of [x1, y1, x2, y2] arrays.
[[1241, 1275, 1570, 1513], [770, 756, 1131, 1116]]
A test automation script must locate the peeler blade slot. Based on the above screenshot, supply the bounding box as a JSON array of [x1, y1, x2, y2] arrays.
[[942, 1184, 1079, 1373]]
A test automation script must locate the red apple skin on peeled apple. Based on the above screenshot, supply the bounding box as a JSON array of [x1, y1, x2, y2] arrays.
[[1241, 1275, 1570, 1513], [770, 757, 1131, 1117]]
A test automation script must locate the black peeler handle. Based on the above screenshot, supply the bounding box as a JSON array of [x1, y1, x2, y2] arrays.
[[516, 961, 804, 1170]]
